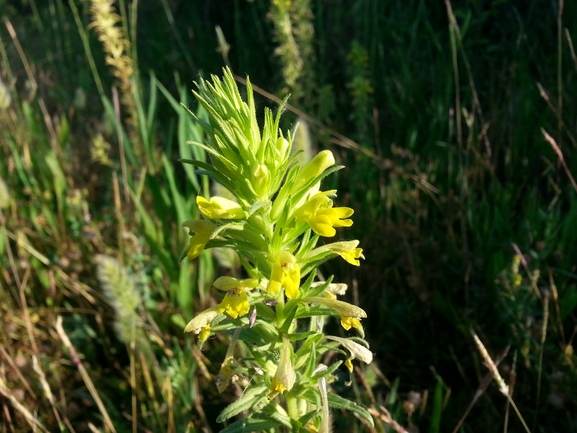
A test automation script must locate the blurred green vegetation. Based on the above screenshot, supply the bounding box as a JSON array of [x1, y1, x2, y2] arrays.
[[1, 0, 576, 432]]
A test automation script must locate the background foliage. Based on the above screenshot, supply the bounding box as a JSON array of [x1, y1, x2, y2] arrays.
[[1, 0, 576, 432]]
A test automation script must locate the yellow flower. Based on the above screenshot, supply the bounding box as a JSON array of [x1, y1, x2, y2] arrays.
[[268, 336, 296, 399], [267, 251, 301, 298], [214, 276, 259, 319], [184, 306, 220, 342], [294, 191, 353, 237], [196, 195, 245, 219], [326, 336, 373, 373], [325, 241, 364, 266], [182, 220, 216, 260], [304, 296, 367, 331]]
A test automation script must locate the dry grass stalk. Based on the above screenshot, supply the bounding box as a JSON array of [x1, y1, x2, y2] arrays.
[[55, 316, 117, 433], [471, 331, 509, 395], [0, 377, 49, 433], [471, 330, 531, 433], [451, 345, 509, 433], [541, 128, 577, 193], [32, 355, 65, 429], [368, 405, 409, 433]]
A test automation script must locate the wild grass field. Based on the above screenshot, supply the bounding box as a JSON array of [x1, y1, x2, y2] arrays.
[[1, 0, 576, 432]]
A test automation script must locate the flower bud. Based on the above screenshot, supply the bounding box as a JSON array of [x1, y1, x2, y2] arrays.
[[269, 336, 296, 398], [252, 163, 270, 197], [293, 150, 336, 192]]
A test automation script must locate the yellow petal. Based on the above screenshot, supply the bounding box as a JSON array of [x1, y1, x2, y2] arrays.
[[184, 306, 219, 334], [268, 251, 301, 299], [199, 325, 211, 342], [338, 247, 363, 266], [344, 358, 354, 373], [182, 220, 215, 260], [218, 288, 250, 318], [320, 241, 364, 266], [267, 279, 282, 297], [341, 316, 363, 331], [197, 196, 244, 219]]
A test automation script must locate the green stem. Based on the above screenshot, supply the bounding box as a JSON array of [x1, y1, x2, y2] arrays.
[[286, 392, 300, 421], [276, 290, 285, 326]]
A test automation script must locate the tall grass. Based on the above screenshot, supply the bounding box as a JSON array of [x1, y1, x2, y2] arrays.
[[1, 0, 576, 432]]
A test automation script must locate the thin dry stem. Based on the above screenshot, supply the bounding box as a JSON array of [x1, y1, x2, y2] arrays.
[[55, 316, 117, 433], [536, 83, 577, 148], [32, 355, 65, 429], [541, 128, 577, 193], [368, 405, 409, 433], [0, 377, 49, 433], [565, 29, 577, 72], [471, 330, 531, 433], [504, 351, 518, 433], [533, 291, 550, 431], [0, 346, 36, 398], [452, 345, 510, 433], [471, 331, 508, 395]]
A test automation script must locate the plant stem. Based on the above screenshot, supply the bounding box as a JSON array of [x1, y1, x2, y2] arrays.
[[286, 392, 300, 421]]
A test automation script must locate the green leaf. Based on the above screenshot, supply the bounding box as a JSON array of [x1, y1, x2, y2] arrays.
[[238, 323, 278, 346], [298, 409, 320, 429], [279, 301, 299, 334], [305, 277, 333, 298], [298, 387, 322, 407], [327, 393, 374, 427], [311, 360, 342, 381], [216, 385, 268, 423], [294, 334, 324, 370], [179, 158, 235, 192], [428, 370, 448, 433], [219, 417, 282, 433], [286, 331, 318, 342], [303, 341, 317, 377], [560, 285, 577, 321]]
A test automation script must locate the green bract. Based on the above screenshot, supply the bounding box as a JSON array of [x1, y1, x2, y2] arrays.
[[182, 68, 373, 432]]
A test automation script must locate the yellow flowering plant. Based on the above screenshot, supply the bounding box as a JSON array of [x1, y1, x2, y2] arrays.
[[182, 68, 373, 432]]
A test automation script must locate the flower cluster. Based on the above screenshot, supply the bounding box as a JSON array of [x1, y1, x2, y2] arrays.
[[182, 68, 373, 431]]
